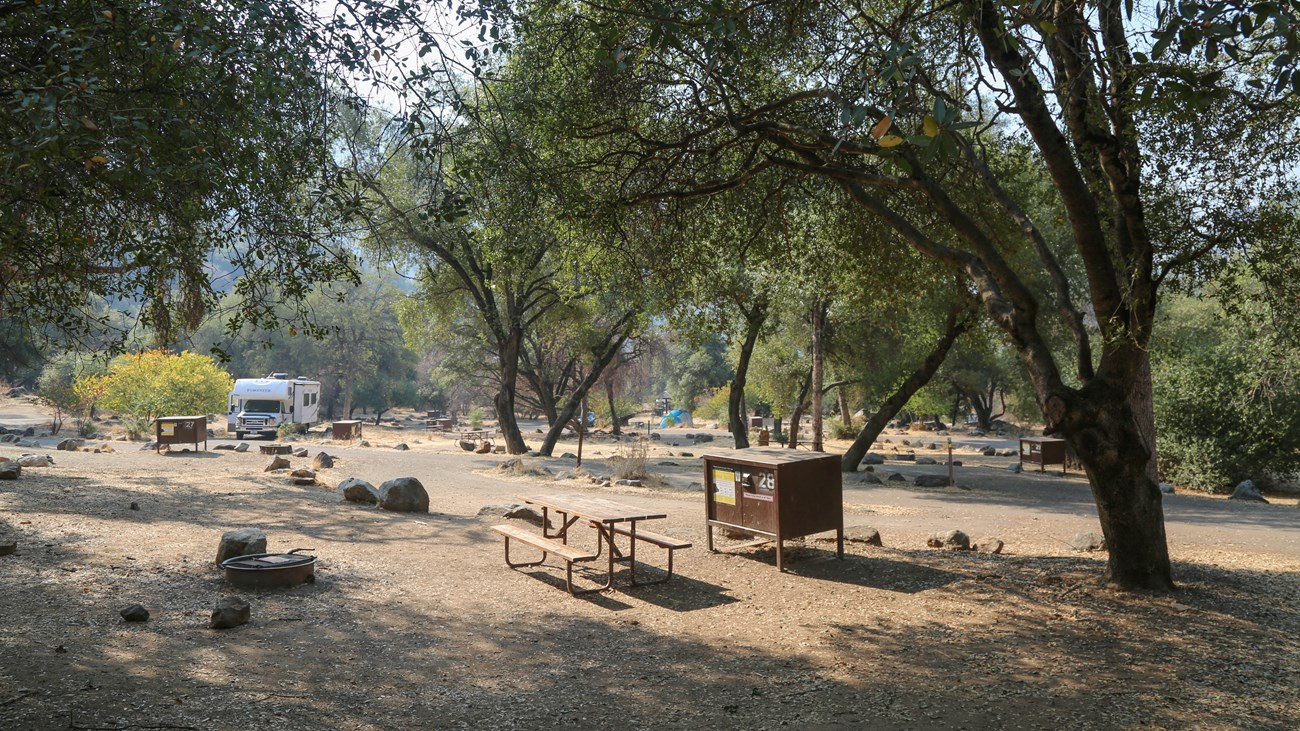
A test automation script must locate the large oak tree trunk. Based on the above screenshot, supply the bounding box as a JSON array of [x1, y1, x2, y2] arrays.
[[605, 380, 621, 436], [539, 324, 633, 455], [1049, 383, 1172, 591], [810, 302, 827, 451], [727, 306, 766, 449], [1129, 352, 1159, 482], [495, 331, 528, 454], [842, 308, 972, 470]]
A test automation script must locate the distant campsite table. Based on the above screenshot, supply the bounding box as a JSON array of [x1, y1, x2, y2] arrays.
[[490, 493, 690, 594], [458, 429, 494, 442]]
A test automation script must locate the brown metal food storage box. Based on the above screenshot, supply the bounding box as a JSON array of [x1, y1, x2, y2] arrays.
[[332, 420, 363, 440], [702, 448, 844, 571], [1019, 436, 1068, 474], [155, 415, 207, 453]]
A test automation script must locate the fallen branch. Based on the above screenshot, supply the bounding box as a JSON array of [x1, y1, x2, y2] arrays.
[[68, 717, 197, 723], [1, 690, 32, 705]]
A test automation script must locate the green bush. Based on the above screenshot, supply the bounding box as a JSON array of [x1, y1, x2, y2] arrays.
[[828, 416, 862, 440], [468, 406, 486, 430], [695, 386, 731, 424], [1153, 294, 1300, 492]]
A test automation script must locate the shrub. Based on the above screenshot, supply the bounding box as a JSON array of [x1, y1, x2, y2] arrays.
[[1153, 294, 1300, 492], [467, 406, 485, 429], [694, 386, 731, 425], [829, 416, 862, 440], [37, 352, 105, 435], [82, 350, 233, 438], [609, 437, 650, 481]]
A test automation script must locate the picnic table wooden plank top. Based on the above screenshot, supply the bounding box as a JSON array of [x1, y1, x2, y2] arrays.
[[520, 493, 667, 523]]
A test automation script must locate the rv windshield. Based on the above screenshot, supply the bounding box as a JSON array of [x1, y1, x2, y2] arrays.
[[243, 400, 282, 414]]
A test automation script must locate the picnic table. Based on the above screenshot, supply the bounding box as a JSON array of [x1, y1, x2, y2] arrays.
[[457, 428, 494, 442], [491, 493, 690, 595]]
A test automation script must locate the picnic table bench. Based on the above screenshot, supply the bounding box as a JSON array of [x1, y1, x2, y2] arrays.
[[491, 493, 691, 595]]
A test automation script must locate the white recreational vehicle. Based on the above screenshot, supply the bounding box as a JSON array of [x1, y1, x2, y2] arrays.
[[227, 373, 322, 439]]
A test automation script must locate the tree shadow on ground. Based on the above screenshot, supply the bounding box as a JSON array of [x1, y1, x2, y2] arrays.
[[0, 470, 490, 551], [2, 471, 1297, 730]]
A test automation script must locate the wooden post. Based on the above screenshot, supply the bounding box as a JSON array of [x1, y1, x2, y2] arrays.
[[947, 437, 954, 487]]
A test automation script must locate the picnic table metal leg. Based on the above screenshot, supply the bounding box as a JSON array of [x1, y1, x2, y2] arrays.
[[627, 522, 638, 585], [502, 536, 547, 569]]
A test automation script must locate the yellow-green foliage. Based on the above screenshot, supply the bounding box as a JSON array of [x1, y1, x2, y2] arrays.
[[695, 385, 731, 424], [79, 351, 233, 435]]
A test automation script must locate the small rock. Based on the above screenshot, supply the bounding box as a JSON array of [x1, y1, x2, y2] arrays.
[[926, 529, 970, 550], [914, 474, 950, 487], [209, 597, 251, 630], [139, 441, 157, 450], [847, 528, 883, 546], [0, 542, 16, 556], [857, 473, 883, 485], [915, 456, 938, 465], [129, 501, 139, 511], [393, 443, 410, 451], [560, 453, 577, 459], [973, 537, 1004, 554], [997, 449, 1018, 457], [650, 433, 661, 441], [658, 461, 680, 467], [289, 468, 316, 479], [891, 453, 916, 461], [982, 447, 997, 456], [458, 440, 476, 451], [860, 453, 885, 466], [474, 441, 491, 454], [378, 477, 429, 513], [0, 462, 19, 480], [359, 440, 371, 448], [339, 477, 380, 505], [887, 472, 906, 482], [56, 438, 85, 451], [527, 451, 542, 457], [694, 434, 713, 442], [216, 527, 268, 565], [1068, 531, 1107, 552], [312, 452, 334, 469], [477, 503, 548, 528], [493, 445, 506, 454], [214, 444, 236, 451], [952, 460, 962, 467], [679, 452, 694, 458], [688, 481, 703, 492], [615, 479, 642, 487], [264, 455, 290, 472], [17, 454, 52, 468], [292, 447, 309, 457], [1007, 463, 1023, 473], [234, 443, 249, 453], [1229, 479, 1268, 503], [119, 604, 150, 622], [1159, 482, 1175, 495]]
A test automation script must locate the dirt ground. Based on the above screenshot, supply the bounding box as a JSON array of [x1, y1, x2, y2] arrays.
[[1, 400, 1297, 730]]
